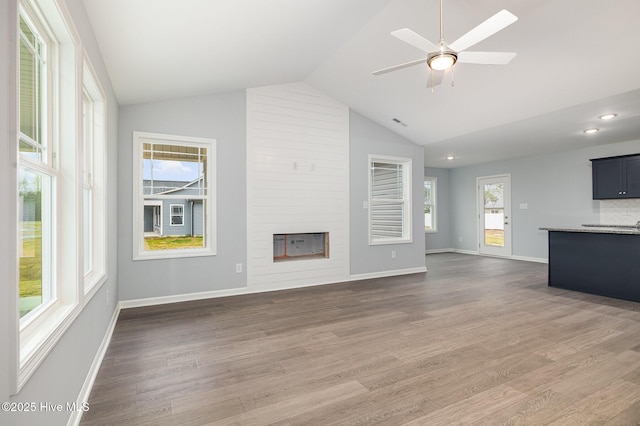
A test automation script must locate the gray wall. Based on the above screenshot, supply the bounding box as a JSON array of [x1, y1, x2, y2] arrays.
[[119, 99, 427, 300], [118, 91, 247, 300], [1, 0, 120, 425], [424, 167, 452, 251], [449, 139, 640, 260], [349, 111, 426, 275]]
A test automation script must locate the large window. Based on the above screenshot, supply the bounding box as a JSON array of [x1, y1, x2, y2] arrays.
[[369, 155, 412, 244], [18, 7, 55, 320], [424, 177, 437, 232], [16, 0, 89, 391], [132, 132, 216, 260], [82, 60, 107, 294], [14, 0, 108, 392]]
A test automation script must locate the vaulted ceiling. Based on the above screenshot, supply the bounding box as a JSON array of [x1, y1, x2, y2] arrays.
[[82, 0, 640, 168]]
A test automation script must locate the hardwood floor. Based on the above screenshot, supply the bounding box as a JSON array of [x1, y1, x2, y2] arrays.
[[80, 253, 640, 425]]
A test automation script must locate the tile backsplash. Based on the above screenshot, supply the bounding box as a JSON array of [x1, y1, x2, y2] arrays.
[[600, 199, 640, 224]]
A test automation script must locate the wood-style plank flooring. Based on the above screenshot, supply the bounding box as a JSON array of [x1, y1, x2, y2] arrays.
[[80, 253, 640, 425]]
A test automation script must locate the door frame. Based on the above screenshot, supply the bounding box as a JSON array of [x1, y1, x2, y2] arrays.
[[477, 174, 512, 258]]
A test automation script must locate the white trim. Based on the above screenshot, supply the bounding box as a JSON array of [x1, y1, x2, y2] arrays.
[[120, 266, 429, 310], [132, 131, 216, 261], [68, 303, 120, 426], [349, 266, 427, 281], [436, 249, 548, 264], [451, 248, 480, 256], [19, 303, 78, 391], [81, 54, 107, 296], [425, 248, 453, 254], [511, 255, 548, 264], [120, 287, 251, 309]]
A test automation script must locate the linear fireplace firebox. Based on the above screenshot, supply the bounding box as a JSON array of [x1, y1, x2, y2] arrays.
[[273, 233, 329, 262]]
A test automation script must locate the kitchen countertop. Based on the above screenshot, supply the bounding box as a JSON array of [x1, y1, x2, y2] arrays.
[[539, 225, 640, 235]]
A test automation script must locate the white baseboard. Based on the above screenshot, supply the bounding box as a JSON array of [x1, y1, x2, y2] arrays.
[[349, 266, 428, 281], [511, 255, 548, 264], [119, 287, 252, 309], [450, 248, 480, 256], [426, 249, 547, 264], [425, 248, 453, 254], [121, 266, 430, 310], [69, 304, 121, 426]]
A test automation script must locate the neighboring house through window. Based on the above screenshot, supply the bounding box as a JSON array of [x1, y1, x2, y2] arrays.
[[132, 132, 216, 260]]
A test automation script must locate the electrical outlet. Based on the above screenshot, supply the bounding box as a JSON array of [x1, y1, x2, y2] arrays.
[[235, 263, 243, 273], [391, 250, 397, 259], [106, 290, 109, 306]]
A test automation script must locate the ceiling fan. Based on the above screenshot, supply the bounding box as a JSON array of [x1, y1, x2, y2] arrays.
[[372, 0, 518, 90]]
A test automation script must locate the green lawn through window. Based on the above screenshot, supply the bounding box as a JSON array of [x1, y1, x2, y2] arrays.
[[144, 236, 204, 250]]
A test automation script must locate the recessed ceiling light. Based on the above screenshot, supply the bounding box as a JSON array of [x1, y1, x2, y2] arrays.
[[584, 128, 600, 134], [599, 113, 617, 120], [446, 155, 455, 160]]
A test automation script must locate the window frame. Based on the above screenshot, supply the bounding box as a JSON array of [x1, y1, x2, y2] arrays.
[[81, 57, 107, 296], [18, 0, 60, 328], [368, 154, 413, 245], [15, 0, 87, 393], [132, 131, 216, 261], [424, 176, 437, 233]]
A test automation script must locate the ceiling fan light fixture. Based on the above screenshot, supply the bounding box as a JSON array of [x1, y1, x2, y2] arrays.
[[584, 128, 600, 134], [428, 51, 457, 71]]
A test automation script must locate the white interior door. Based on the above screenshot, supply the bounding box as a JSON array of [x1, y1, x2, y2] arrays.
[[477, 175, 511, 257]]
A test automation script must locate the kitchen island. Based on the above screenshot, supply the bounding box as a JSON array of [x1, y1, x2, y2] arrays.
[[540, 226, 640, 302]]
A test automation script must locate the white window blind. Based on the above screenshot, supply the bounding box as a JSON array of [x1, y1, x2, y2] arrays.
[[369, 157, 412, 244]]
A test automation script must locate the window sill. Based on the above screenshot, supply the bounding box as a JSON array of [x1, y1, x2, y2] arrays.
[[369, 238, 413, 246], [18, 301, 79, 392], [84, 271, 107, 299], [133, 248, 216, 261]]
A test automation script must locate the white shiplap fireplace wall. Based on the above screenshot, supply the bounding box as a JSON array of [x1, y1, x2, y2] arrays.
[[246, 83, 349, 290]]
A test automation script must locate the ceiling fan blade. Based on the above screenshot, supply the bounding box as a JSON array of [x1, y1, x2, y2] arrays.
[[449, 10, 518, 53], [457, 51, 517, 65], [426, 70, 444, 88], [372, 58, 428, 75], [391, 28, 439, 53]]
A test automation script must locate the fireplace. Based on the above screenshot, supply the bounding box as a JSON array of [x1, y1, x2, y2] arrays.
[[273, 232, 329, 262]]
